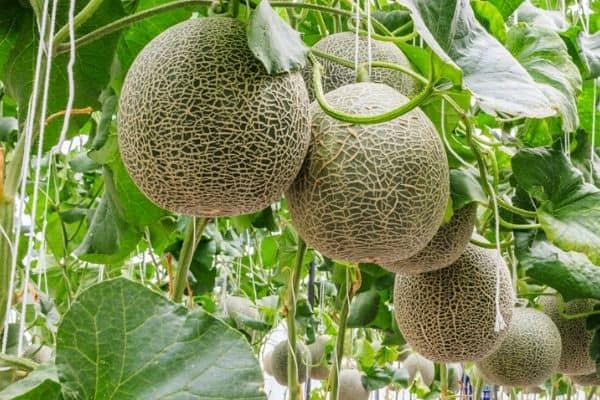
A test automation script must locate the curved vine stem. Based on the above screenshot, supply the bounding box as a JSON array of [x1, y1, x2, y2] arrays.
[[285, 237, 307, 400], [310, 48, 428, 84], [499, 218, 541, 230], [439, 363, 449, 400], [497, 198, 537, 219], [470, 237, 513, 249], [556, 295, 600, 319], [172, 217, 210, 303], [52, 0, 105, 52], [310, 54, 434, 124]]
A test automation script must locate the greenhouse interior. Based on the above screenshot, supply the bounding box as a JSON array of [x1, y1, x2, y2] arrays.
[[0, 0, 600, 399]]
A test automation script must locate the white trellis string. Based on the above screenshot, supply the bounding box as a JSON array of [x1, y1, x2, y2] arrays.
[[365, 0, 372, 76], [1, 0, 52, 354], [17, 0, 62, 357], [353, 0, 360, 72]]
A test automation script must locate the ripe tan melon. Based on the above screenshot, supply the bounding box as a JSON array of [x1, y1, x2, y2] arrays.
[[404, 353, 434, 386], [475, 308, 561, 387], [570, 372, 600, 386], [286, 82, 449, 264], [393, 244, 514, 362], [304, 32, 419, 99], [539, 294, 597, 376], [338, 369, 370, 400], [382, 203, 477, 273], [308, 335, 330, 380], [118, 17, 311, 216], [271, 340, 312, 386]]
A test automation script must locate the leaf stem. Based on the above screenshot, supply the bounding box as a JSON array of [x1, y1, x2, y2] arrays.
[[172, 217, 209, 303], [329, 268, 350, 400], [497, 198, 537, 219], [439, 363, 448, 400], [285, 237, 307, 400], [310, 55, 434, 124], [52, 0, 106, 52], [0, 353, 38, 371], [391, 20, 413, 35], [499, 218, 541, 230]]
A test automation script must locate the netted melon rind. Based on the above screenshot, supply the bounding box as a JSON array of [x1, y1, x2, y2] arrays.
[[475, 308, 562, 387], [308, 335, 330, 380], [271, 340, 312, 386], [404, 353, 435, 386], [382, 203, 476, 274], [393, 244, 514, 362], [570, 372, 600, 386], [338, 369, 369, 400], [539, 295, 597, 375], [118, 17, 311, 216], [304, 32, 420, 100], [286, 82, 449, 264]]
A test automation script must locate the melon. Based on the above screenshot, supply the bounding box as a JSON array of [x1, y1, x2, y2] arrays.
[[224, 295, 260, 323], [382, 203, 477, 273], [404, 353, 434, 385], [475, 308, 561, 387], [118, 17, 311, 216], [263, 351, 274, 376], [23, 344, 53, 364], [308, 335, 330, 380], [338, 369, 370, 400], [271, 340, 312, 386], [570, 372, 600, 386], [286, 82, 449, 264], [393, 244, 514, 362], [304, 32, 419, 99], [539, 294, 597, 375]]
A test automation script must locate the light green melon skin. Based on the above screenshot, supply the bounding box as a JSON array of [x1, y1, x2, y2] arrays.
[[304, 32, 420, 100], [271, 341, 312, 386], [308, 335, 330, 380], [404, 353, 434, 386], [475, 308, 562, 388], [539, 295, 597, 375], [338, 369, 370, 400]]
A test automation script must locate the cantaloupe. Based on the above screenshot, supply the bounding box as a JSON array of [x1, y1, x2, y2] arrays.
[[382, 203, 477, 273], [475, 308, 561, 387], [570, 372, 600, 386], [224, 295, 260, 323], [308, 335, 330, 380], [539, 294, 597, 375], [118, 17, 310, 216], [338, 369, 370, 400], [286, 82, 449, 264], [23, 344, 52, 364], [271, 340, 312, 386], [304, 32, 419, 99], [263, 351, 274, 376], [393, 244, 514, 362], [404, 353, 434, 385]]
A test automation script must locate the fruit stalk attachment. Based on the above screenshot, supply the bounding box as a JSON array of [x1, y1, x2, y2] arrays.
[[172, 217, 209, 303]]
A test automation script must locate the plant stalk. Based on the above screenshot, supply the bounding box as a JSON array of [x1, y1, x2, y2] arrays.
[[285, 237, 307, 400], [439, 363, 448, 400], [172, 217, 209, 303], [329, 268, 350, 400], [52, 0, 106, 52]]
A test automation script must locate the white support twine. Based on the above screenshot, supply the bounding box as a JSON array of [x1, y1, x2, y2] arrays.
[[1, 0, 52, 354], [365, 0, 372, 76], [353, 0, 360, 72]]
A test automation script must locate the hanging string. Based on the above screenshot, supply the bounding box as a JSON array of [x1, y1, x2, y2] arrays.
[[1, 0, 52, 354], [365, 0, 372, 76], [353, 0, 360, 73]]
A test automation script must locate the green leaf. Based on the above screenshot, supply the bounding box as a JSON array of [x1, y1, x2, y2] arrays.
[[577, 80, 600, 144], [472, 0, 507, 42], [372, 10, 411, 31], [347, 290, 380, 328], [514, 2, 567, 31], [399, 0, 555, 119], [0, 0, 22, 75], [506, 23, 582, 132], [0, 364, 61, 400], [487, 0, 524, 20], [577, 31, 600, 79], [450, 168, 487, 209], [247, 0, 308, 74], [513, 148, 600, 263], [56, 278, 266, 400], [3, 0, 126, 149], [515, 231, 600, 301]]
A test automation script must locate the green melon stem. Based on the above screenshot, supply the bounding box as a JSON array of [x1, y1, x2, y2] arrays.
[[391, 20, 413, 36], [473, 376, 483, 400], [172, 217, 210, 304], [329, 268, 350, 400], [0, 353, 39, 371], [496, 198, 537, 219], [310, 55, 434, 125], [285, 237, 307, 400], [439, 363, 449, 400], [52, 0, 106, 52], [556, 295, 600, 319], [586, 387, 597, 400]]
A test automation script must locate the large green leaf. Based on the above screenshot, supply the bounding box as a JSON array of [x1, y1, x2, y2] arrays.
[[0, 364, 61, 400], [514, 2, 567, 31], [512, 148, 600, 263], [3, 0, 126, 149], [515, 231, 600, 301], [506, 24, 582, 132], [398, 0, 555, 119], [577, 31, 600, 79], [487, 0, 524, 20], [450, 168, 487, 209], [56, 278, 266, 400], [472, 0, 507, 42], [577, 80, 600, 144], [247, 0, 308, 74]]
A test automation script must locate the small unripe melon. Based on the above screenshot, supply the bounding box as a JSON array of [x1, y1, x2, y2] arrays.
[[382, 203, 477, 273], [539, 294, 597, 375], [404, 353, 434, 386], [263, 351, 274, 376], [23, 344, 53, 364], [393, 244, 514, 362], [118, 17, 311, 216], [570, 372, 600, 386], [224, 296, 260, 322], [286, 82, 449, 264], [475, 308, 561, 387], [304, 32, 419, 99], [308, 335, 330, 380], [338, 369, 370, 400], [271, 340, 312, 386]]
